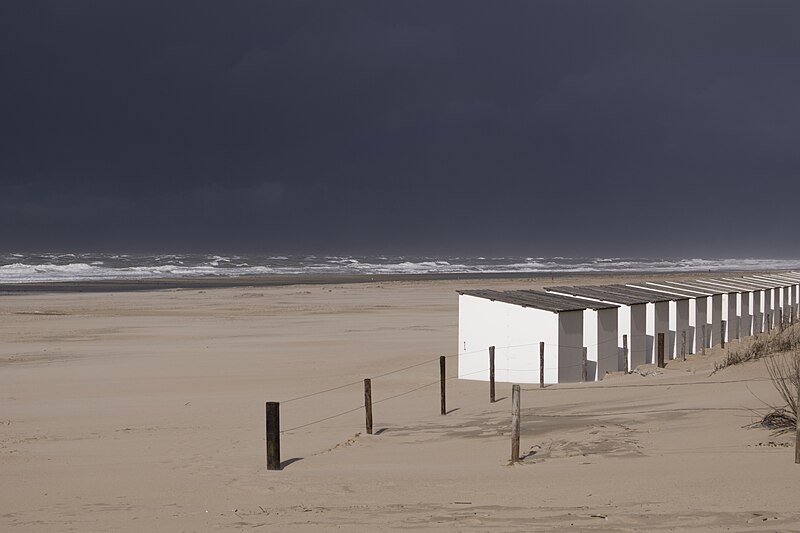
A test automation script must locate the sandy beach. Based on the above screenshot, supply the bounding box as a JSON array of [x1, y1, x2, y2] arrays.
[[2, 271, 800, 531]]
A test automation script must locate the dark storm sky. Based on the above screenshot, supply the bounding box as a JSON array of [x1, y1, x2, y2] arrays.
[[1, 1, 799, 256]]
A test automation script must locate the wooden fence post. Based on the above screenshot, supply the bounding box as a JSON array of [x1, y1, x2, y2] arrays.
[[511, 384, 521, 464], [622, 334, 629, 373], [721, 320, 726, 349], [489, 346, 496, 403], [364, 378, 373, 435], [702, 324, 706, 355], [657, 333, 665, 369], [265, 401, 281, 470], [681, 330, 686, 361], [581, 347, 588, 382], [440, 356, 446, 416], [780, 309, 784, 331], [539, 342, 545, 388]]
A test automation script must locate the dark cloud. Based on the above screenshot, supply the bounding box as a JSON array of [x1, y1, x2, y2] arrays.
[[1, 1, 798, 256]]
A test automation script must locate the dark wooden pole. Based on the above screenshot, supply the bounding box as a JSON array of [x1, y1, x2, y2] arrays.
[[539, 341, 545, 388], [511, 384, 521, 464], [581, 347, 588, 382], [265, 402, 281, 470], [489, 346, 496, 403], [720, 320, 726, 349], [657, 333, 665, 369], [681, 330, 686, 361], [622, 334, 629, 373], [364, 378, 373, 435], [780, 309, 784, 331], [439, 356, 446, 416]]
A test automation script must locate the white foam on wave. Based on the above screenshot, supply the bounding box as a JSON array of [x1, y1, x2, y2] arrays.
[[1, 255, 800, 283]]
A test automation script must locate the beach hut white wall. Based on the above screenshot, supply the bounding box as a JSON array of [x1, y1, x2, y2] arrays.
[[667, 282, 721, 348], [692, 287, 738, 342], [710, 293, 722, 346], [648, 281, 714, 353], [783, 285, 791, 324], [740, 291, 752, 336], [457, 293, 559, 384], [753, 289, 763, 333], [456, 290, 608, 384], [762, 288, 773, 328], [696, 280, 755, 339], [598, 286, 669, 363], [584, 307, 619, 380], [752, 278, 791, 325], [545, 286, 645, 371], [646, 284, 704, 355], [598, 285, 677, 364], [628, 283, 695, 359], [652, 301, 669, 362], [719, 277, 783, 333], [630, 304, 647, 367], [725, 292, 737, 340], [758, 274, 800, 321], [675, 298, 690, 356]]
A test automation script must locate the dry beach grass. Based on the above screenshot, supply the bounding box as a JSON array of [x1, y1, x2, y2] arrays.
[[2, 272, 800, 531]]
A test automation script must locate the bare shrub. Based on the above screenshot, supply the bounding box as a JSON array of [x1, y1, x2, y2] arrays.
[[763, 349, 800, 423], [713, 327, 800, 374]]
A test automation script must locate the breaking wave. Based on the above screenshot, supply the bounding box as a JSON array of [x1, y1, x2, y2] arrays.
[[1, 253, 799, 283]]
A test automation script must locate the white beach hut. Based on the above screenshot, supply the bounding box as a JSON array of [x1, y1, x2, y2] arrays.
[[546, 285, 646, 372], [690, 281, 741, 342], [657, 281, 726, 348], [741, 277, 782, 329], [457, 290, 619, 384], [547, 285, 676, 366], [605, 285, 680, 361], [693, 278, 755, 339], [647, 281, 716, 353], [627, 283, 697, 357]]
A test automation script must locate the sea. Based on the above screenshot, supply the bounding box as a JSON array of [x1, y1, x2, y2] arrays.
[[1, 253, 799, 283]]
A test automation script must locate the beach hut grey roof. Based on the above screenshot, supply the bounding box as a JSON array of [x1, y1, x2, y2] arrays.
[[456, 289, 618, 312]]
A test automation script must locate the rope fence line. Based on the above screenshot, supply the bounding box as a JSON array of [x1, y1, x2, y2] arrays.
[[276, 372, 785, 436], [264, 324, 800, 468], [280, 404, 365, 434], [521, 376, 775, 392], [527, 406, 750, 418], [279, 325, 792, 406]]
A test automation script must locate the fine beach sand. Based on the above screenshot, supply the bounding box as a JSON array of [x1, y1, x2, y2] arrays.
[[2, 272, 800, 531]]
